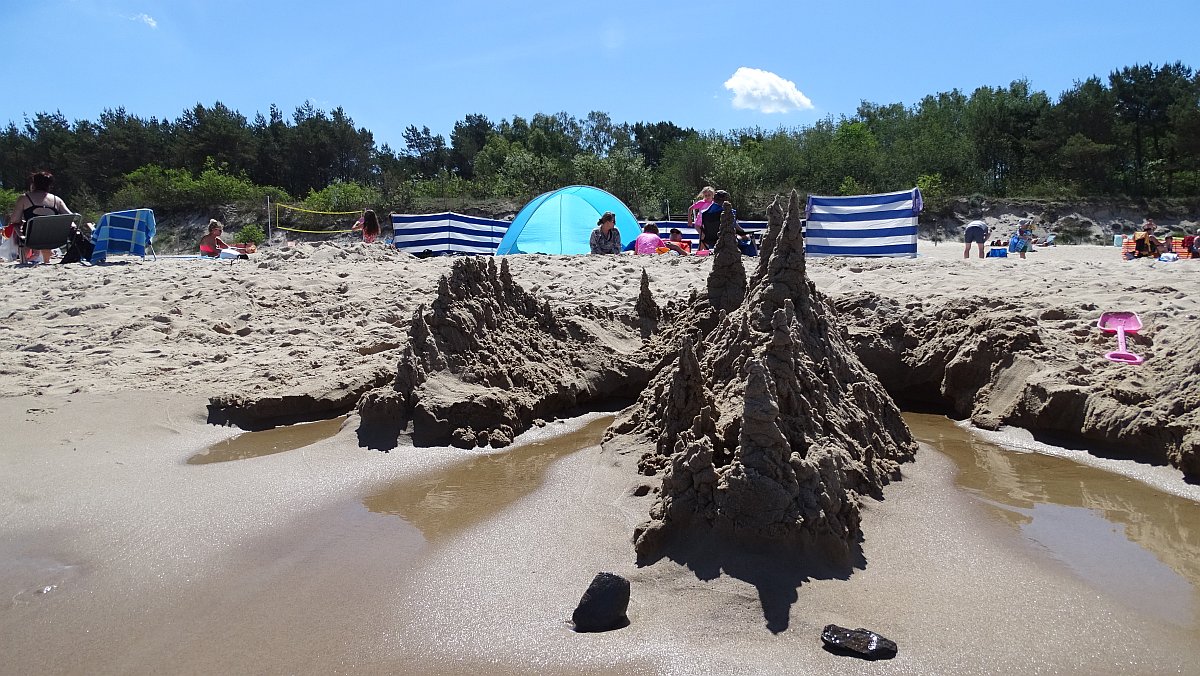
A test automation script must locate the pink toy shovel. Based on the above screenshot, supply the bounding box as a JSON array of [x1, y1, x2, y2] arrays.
[[1097, 311, 1145, 365]]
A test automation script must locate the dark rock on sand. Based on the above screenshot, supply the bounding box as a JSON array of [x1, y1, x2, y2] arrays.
[[572, 572, 631, 632], [821, 624, 898, 660], [612, 190, 917, 557]]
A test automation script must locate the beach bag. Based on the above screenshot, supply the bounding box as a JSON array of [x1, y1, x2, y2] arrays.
[[59, 226, 94, 264], [0, 233, 17, 261], [1158, 252, 1179, 262]]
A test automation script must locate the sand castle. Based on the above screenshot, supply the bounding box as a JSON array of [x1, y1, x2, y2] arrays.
[[348, 192, 919, 556], [358, 256, 650, 448], [608, 192, 916, 555]]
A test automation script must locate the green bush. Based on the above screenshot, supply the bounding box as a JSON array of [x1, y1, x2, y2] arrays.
[[916, 173, 950, 216], [302, 180, 380, 213], [0, 187, 18, 221], [109, 162, 290, 211], [237, 223, 266, 245]]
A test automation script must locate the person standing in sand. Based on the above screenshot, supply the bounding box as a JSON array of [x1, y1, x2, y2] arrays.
[[9, 170, 72, 264], [698, 190, 754, 254], [963, 219, 990, 259], [1008, 220, 1032, 259], [688, 186, 715, 242]]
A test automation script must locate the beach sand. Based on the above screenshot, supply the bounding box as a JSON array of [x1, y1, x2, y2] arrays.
[[2, 239, 1198, 674]]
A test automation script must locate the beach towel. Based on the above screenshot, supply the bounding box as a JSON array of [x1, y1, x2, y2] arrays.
[[91, 209, 156, 263]]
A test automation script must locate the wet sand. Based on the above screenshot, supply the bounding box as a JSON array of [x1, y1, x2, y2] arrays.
[[907, 414, 1200, 631], [3, 394, 1199, 674]]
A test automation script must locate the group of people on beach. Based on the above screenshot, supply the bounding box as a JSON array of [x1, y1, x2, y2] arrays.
[[1125, 218, 1200, 259], [589, 186, 756, 256], [197, 209, 382, 258], [964, 215, 1200, 261], [962, 218, 1042, 259]]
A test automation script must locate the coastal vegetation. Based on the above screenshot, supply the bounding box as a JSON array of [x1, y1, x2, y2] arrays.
[[2, 61, 1198, 222]]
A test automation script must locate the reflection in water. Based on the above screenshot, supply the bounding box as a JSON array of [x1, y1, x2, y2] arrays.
[[906, 413, 1200, 628], [188, 416, 348, 465], [363, 416, 614, 539]]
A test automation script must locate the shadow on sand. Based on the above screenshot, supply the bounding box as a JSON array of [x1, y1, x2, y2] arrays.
[[638, 525, 865, 634]]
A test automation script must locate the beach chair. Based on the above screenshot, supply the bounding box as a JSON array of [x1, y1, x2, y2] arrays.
[[18, 213, 81, 264], [1042, 233, 1057, 246], [91, 209, 156, 264]]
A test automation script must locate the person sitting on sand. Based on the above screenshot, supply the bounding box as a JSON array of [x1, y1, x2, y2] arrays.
[[963, 219, 990, 259], [667, 227, 692, 254], [1187, 229, 1199, 258], [199, 220, 246, 258], [634, 222, 687, 255], [9, 170, 72, 265], [589, 211, 622, 254], [1133, 220, 1163, 258], [352, 209, 381, 244]]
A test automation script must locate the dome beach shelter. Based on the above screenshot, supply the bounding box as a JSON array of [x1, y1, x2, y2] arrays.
[[495, 185, 639, 255]]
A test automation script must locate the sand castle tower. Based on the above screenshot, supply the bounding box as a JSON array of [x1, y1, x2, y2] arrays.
[[611, 191, 917, 556]]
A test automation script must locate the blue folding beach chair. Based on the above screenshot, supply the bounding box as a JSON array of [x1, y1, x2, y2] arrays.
[[91, 209, 157, 264]]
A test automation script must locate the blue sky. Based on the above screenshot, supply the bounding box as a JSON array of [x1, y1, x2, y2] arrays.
[[5, 0, 1199, 150]]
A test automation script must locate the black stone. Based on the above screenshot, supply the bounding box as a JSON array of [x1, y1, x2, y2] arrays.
[[821, 624, 898, 660], [571, 572, 630, 632]]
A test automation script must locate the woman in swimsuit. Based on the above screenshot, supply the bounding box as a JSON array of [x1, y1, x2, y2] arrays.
[[8, 170, 72, 264], [198, 220, 244, 257]]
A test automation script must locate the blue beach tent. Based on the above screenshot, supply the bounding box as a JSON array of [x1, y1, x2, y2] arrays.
[[495, 185, 639, 255]]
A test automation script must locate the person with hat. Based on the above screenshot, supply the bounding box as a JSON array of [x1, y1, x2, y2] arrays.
[[1133, 219, 1163, 258]]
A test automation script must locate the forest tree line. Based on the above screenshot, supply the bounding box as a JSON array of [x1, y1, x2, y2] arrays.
[[2, 61, 1198, 221]]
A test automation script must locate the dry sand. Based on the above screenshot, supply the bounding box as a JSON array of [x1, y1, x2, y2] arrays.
[[2, 239, 1198, 674]]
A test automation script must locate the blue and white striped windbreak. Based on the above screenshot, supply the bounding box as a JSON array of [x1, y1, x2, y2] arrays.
[[805, 188, 922, 258], [391, 212, 510, 255]]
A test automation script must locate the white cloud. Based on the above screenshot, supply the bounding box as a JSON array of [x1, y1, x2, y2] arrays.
[[600, 22, 625, 53], [724, 67, 814, 114], [130, 13, 158, 29]]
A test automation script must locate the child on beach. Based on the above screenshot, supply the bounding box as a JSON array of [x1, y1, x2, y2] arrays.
[[636, 223, 688, 255], [688, 186, 715, 242], [1008, 220, 1032, 259], [352, 209, 381, 243]]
